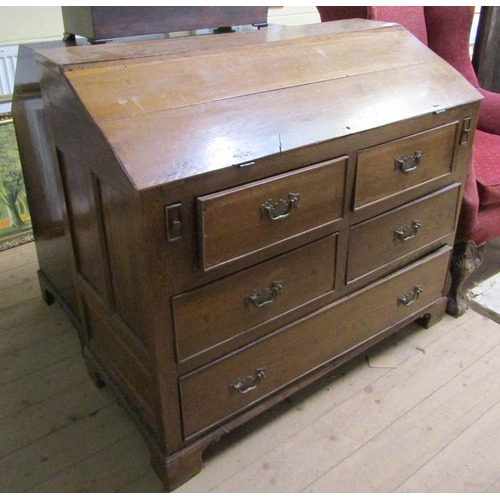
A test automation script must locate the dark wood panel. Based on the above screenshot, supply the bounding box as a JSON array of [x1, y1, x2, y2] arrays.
[[56, 149, 110, 300], [83, 290, 157, 432], [61, 6, 268, 42], [12, 45, 79, 321], [99, 179, 150, 344]]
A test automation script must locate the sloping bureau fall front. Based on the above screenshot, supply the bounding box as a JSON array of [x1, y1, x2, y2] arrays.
[[23, 20, 481, 490]]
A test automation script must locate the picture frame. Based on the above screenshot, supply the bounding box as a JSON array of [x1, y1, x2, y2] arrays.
[[0, 111, 33, 251]]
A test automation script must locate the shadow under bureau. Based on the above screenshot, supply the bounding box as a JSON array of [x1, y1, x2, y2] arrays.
[[14, 20, 482, 490]]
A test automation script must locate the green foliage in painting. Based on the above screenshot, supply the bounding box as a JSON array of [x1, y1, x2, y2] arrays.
[[0, 121, 27, 228]]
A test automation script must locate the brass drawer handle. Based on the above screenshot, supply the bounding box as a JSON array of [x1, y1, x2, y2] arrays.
[[398, 285, 423, 307], [230, 368, 266, 394], [245, 280, 283, 308], [260, 193, 300, 221], [394, 220, 422, 241], [395, 150, 422, 174]]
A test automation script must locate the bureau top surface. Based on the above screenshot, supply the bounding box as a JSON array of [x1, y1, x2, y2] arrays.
[[36, 20, 482, 190]]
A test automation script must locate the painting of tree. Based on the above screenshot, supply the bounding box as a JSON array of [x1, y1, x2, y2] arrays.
[[0, 115, 32, 247]]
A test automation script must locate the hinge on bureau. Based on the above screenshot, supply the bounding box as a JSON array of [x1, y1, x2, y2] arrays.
[[459, 116, 472, 145]]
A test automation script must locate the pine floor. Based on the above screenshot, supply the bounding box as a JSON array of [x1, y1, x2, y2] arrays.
[[1, 240, 500, 493]]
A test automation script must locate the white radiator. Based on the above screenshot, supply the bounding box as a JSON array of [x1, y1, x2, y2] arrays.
[[0, 45, 18, 97]]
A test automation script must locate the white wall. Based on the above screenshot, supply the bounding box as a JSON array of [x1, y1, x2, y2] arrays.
[[0, 7, 64, 45], [268, 6, 320, 26]]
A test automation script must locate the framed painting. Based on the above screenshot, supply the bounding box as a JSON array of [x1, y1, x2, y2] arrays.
[[0, 112, 33, 251]]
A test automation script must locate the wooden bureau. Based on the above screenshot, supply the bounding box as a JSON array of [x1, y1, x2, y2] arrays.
[[14, 20, 482, 490]]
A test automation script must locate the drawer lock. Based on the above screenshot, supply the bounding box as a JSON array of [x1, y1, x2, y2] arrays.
[[398, 285, 423, 307], [260, 193, 300, 221], [394, 220, 422, 241], [245, 280, 283, 308], [395, 151, 422, 174], [230, 368, 266, 394]]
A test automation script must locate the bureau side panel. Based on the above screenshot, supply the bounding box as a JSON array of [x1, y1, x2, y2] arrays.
[[38, 61, 162, 433], [98, 179, 149, 339], [83, 287, 158, 431], [12, 45, 79, 319], [55, 147, 110, 300]]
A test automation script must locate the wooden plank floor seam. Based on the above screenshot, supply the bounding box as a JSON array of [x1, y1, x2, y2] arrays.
[[302, 326, 500, 492], [394, 397, 500, 492], [202, 315, 500, 492], [2, 241, 500, 492]]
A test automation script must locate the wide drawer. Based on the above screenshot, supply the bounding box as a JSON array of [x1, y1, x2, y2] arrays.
[[354, 122, 458, 209], [173, 234, 337, 363], [347, 184, 460, 282], [179, 246, 451, 438], [197, 157, 347, 270]]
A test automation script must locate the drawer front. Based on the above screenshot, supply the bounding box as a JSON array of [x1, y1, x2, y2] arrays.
[[198, 157, 347, 270], [173, 234, 337, 362], [354, 122, 458, 209], [347, 184, 460, 282], [179, 246, 451, 438]]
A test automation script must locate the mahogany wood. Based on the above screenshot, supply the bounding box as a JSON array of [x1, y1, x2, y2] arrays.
[[13, 20, 482, 490]]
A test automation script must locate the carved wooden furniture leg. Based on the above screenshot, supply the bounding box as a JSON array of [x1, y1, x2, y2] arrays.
[[446, 240, 485, 316]]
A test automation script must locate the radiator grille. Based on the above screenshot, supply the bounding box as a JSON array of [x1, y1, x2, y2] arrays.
[[0, 45, 18, 97]]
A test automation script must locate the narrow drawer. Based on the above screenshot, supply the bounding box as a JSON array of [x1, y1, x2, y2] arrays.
[[197, 157, 347, 270], [354, 122, 458, 209], [179, 246, 451, 438], [173, 234, 337, 363], [347, 184, 460, 282]]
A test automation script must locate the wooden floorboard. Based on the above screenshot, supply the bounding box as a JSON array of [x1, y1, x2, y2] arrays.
[[27, 431, 149, 493], [200, 314, 500, 493], [1, 241, 500, 493], [395, 399, 500, 493], [306, 323, 500, 492], [0, 378, 114, 460]]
